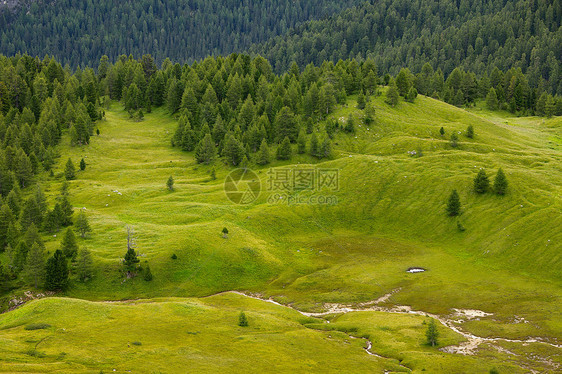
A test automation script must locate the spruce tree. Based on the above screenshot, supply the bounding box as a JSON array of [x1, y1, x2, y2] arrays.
[[76, 247, 93, 282], [45, 249, 69, 291], [60, 194, 74, 227], [357, 91, 366, 109], [493, 168, 508, 195], [385, 80, 399, 107], [473, 169, 490, 194], [223, 135, 245, 166], [466, 125, 474, 139], [23, 242, 45, 288], [65, 158, 76, 180], [297, 129, 307, 154], [446, 190, 461, 216], [440, 127, 445, 136], [238, 311, 248, 327], [309, 132, 320, 158], [320, 137, 332, 159], [195, 134, 217, 165], [276, 136, 292, 161], [425, 319, 439, 346], [486, 87, 499, 110], [75, 210, 91, 238], [61, 227, 79, 258], [124, 246, 139, 272], [167, 176, 174, 191], [256, 139, 271, 165], [79, 158, 86, 171]]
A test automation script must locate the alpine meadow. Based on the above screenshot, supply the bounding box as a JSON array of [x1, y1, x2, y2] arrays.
[[0, 1, 560, 373]]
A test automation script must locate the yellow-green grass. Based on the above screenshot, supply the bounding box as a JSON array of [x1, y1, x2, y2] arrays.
[[0, 293, 528, 373], [3, 93, 559, 371]]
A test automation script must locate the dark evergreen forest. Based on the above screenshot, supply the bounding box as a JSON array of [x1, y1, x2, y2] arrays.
[[0, 0, 360, 67]]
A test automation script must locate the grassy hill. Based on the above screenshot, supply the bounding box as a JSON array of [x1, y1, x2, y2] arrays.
[[1, 91, 560, 372]]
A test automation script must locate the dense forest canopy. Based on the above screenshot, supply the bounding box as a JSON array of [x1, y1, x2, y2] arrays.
[[0, 0, 360, 68], [251, 0, 562, 95]]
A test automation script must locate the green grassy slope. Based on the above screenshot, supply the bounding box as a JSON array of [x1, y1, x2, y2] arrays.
[[0, 293, 530, 373], [3, 92, 559, 372]]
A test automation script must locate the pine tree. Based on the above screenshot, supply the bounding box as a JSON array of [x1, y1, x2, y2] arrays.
[[23, 242, 45, 288], [64, 158, 76, 180], [406, 87, 418, 102], [425, 319, 439, 346], [167, 176, 174, 191], [124, 225, 139, 272], [75, 210, 91, 238], [195, 134, 217, 165], [276, 136, 292, 161], [473, 169, 490, 194], [223, 135, 245, 166], [440, 127, 445, 136], [60, 194, 74, 227], [238, 311, 248, 327], [320, 137, 332, 159], [45, 249, 69, 291], [297, 129, 307, 154], [385, 80, 399, 107], [76, 247, 93, 282], [309, 132, 320, 158], [61, 227, 79, 258], [493, 168, 508, 195], [356, 91, 366, 109], [466, 125, 474, 139], [395, 68, 412, 97], [446, 190, 461, 216], [256, 139, 271, 165], [79, 158, 86, 171], [486, 87, 499, 110]]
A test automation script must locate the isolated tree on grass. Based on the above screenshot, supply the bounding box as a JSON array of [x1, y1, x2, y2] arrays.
[[61, 227, 79, 258], [23, 243, 46, 288], [124, 225, 139, 273], [167, 176, 174, 191], [75, 210, 91, 238], [79, 158, 86, 171], [238, 311, 248, 327], [76, 247, 93, 282], [45, 249, 69, 291], [64, 158, 76, 180], [439, 127, 445, 136], [473, 169, 490, 194], [493, 168, 508, 195], [222, 227, 229, 239], [466, 125, 474, 139], [446, 190, 461, 216], [425, 319, 439, 346]]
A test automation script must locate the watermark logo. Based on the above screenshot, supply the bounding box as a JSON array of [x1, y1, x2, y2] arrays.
[[224, 168, 261, 204], [225, 167, 339, 205]]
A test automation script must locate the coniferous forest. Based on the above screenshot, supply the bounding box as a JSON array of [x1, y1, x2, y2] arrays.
[[0, 1, 560, 373]]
